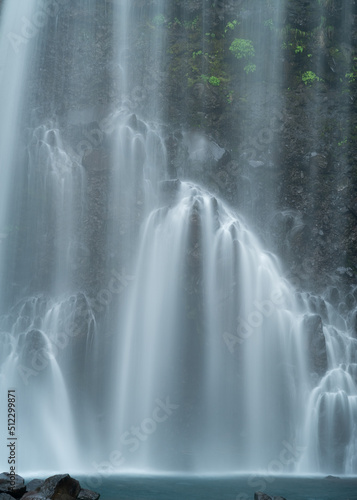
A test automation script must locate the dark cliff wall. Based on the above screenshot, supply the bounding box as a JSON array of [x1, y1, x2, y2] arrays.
[[17, 0, 357, 297]]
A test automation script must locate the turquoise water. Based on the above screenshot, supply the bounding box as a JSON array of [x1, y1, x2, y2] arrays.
[[74, 475, 357, 500]]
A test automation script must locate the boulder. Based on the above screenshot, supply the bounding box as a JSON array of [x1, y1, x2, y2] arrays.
[[77, 489, 101, 500], [21, 494, 48, 500], [26, 479, 45, 492], [22, 474, 80, 500], [254, 493, 272, 500], [0, 473, 26, 498], [254, 493, 286, 500], [0, 494, 16, 500]]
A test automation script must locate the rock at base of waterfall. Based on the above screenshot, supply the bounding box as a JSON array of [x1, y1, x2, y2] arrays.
[[22, 474, 80, 500], [78, 488, 101, 500], [25, 480, 45, 493], [0, 473, 26, 499], [254, 492, 287, 500], [254, 492, 272, 500]]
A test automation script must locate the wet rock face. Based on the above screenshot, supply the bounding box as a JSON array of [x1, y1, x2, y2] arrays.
[[22, 474, 81, 500], [0, 473, 101, 500], [159, 179, 182, 205], [254, 492, 287, 500], [303, 314, 328, 376], [77, 490, 100, 500], [25, 480, 44, 493], [0, 473, 26, 499], [16, 0, 357, 297]]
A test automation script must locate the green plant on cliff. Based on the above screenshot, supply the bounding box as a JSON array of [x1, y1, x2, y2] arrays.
[[229, 38, 256, 74], [264, 19, 274, 31], [208, 76, 221, 86], [229, 38, 255, 60], [345, 60, 357, 84], [201, 74, 221, 86], [345, 71, 356, 83], [244, 63, 257, 74], [224, 20, 239, 34], [226, 90, 234, 104], [302, 71, 321, 86], [184, 17, 199, 31], [152, 14, 166, 27]]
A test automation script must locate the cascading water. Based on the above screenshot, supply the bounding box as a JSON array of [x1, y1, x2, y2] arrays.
[[297, 293, 357, 474], [0, 0, 99, 473], [0, 0, 356, 479], [111, 180, 311, 472], [236, 0, 286, 223]]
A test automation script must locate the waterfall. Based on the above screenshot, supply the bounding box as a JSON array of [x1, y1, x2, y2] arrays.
[[111, 181, 311, 472], [297, 293, 357, 474], [0, 0, 356, 477]]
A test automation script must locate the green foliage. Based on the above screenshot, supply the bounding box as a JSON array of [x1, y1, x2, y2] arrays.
[[208, 76, 221, 86], [167, 15, 200, 31], [229, 39, 256, 74], [264, 19, 274, 31], [183, 17, 199, 31], [224, 20, 238, 34], [282, 41, 293, 50], [192, 50, 203, 59], [302, 71, 321, 85], [345, 62, 357, 83], [345, 71, 356, 83], [244, 63, 256, 74], [229, 38, 255, 60], [281, 26, 308, 40], [201, 74, 221, 86], [226, 90, 234, 104], [281, 25, 311, 60], [152, 14, 165, 27], [168, 17, 182, 29]]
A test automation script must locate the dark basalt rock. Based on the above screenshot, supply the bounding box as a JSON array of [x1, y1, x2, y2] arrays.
[[303, 314, 328, 376], [25, 479, 45, 492], [351, 309, 357, 338], [22, 474, 80, 500], [40, 474, 80, 499], [77, 489, 101, 500], [326, 286, 340, 307], [254, 492, 272, 500], [21, 493, 48, 500], [254, 493, 286, 500], [19, 475, 100, 500], [0, 473, 26, 499], [159, 179, 181, 204]]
